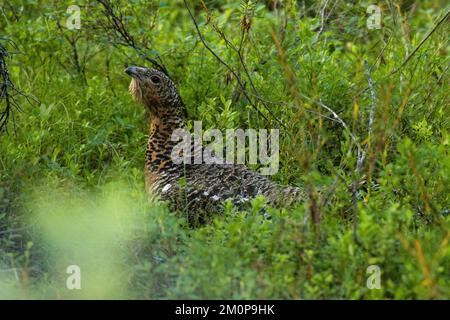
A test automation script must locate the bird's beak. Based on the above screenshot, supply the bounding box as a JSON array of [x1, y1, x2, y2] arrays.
[[125, 66, 145, 79]]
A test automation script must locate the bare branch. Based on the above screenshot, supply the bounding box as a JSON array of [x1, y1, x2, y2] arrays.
[[351, 59, 378, 243], [0, 40, 38, 136], [299, 93, 362, 155], [201, 5, 287, 129], [0, 42, 18, 135], [317, 0, 330, 36], [391, 9, 449, 76], [358, 9, 449, 95], [184, 0, 275, 126], [96, 0, 168, 75]]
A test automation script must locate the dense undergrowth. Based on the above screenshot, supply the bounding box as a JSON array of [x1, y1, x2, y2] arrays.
[[0, 0, 449, 299]]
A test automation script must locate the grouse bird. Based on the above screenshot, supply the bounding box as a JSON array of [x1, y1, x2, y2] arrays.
[[125, 66, 303, 224]]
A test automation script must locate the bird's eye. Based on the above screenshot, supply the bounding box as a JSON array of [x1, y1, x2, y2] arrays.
[[150, 76, 161, 84]]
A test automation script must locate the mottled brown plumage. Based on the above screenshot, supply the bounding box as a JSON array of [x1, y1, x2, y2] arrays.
[[125, 66, 303, 224]]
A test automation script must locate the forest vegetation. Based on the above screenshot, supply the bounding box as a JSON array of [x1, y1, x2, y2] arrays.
[[0, 0, 449, 299]]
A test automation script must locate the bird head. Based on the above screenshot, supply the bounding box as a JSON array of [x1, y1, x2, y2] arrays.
[[125, 66, 183, 117]]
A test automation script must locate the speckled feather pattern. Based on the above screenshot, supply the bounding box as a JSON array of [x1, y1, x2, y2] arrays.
[[126, 67, 304, 223]]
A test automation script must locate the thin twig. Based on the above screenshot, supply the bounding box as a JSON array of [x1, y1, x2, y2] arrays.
[[317, 0, 330, 36], [390, 9, 449, 76], [184, 0, 273, 125], [370, 32, 393, 71], [0, 41, 36, 135], [365, 61, 377, 151], [351, 60, 378, 243], [201, 3, 286, 129], [300, 93, 362, 155], [96, 0, 168, 75], [358, 9, 449, 95]]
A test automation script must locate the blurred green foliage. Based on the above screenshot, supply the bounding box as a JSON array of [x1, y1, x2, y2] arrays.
[[0, 0, 449, 299]]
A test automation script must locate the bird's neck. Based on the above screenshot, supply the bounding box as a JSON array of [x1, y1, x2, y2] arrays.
[[146, 109, 186, 172], [148, 109, 186, 137]]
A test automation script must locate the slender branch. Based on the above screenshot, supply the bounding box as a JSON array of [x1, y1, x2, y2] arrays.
[[317, 0, 330, 36], [351, 60, 378, 243], [390, 9, 449, 76], [203, 7, 287, 129], [0, 42, 20, 135], [370, 32, 393, 71], [300, 93, 362, 155], [0, 39, 39, 136], [183, 0, 272, 125], [358, 9, 449, 95], [96, 0, 168, 75], [365, 61, 377, 140]]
